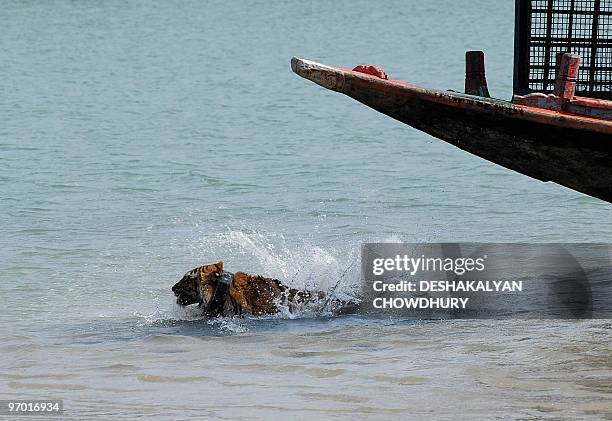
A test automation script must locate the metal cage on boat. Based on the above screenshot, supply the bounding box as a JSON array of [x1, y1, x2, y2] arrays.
[[514, 0, 612, 99]]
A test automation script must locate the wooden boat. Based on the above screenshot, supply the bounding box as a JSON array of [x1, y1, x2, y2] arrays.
[[291, 56, 612, 203]]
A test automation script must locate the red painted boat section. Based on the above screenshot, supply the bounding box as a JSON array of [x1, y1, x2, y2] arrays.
[[295, 58, 612, 135]]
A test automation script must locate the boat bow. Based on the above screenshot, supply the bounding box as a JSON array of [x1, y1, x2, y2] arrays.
[[291, 57, 612, 203]]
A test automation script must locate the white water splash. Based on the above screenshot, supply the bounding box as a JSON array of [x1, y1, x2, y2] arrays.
[[206, 317, 249, 333], [143, 230, 424, 325], [212, 230, 356, 292]]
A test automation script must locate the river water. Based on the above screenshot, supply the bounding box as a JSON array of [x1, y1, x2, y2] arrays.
[[1, 0, 610, 419]]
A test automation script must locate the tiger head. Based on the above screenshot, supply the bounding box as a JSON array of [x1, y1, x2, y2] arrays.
[[172, 262, 224, 306]]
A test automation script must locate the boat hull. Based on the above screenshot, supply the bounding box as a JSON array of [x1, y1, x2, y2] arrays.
[[292, 57, 612, 203]]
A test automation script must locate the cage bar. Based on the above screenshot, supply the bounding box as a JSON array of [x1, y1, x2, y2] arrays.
[[514, 0, 612, 99]]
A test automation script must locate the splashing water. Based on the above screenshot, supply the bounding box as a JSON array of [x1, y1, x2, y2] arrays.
[[137, 229, 364, 326]]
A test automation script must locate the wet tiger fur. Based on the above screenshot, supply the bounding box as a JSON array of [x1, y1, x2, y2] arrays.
[[172, 262, 356, 317]]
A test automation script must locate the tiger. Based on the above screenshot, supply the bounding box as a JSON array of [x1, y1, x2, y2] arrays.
[[171, 262, 357, 317]]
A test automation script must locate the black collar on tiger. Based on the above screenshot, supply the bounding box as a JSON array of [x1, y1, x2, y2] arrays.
[[207, 271, 234, 316]]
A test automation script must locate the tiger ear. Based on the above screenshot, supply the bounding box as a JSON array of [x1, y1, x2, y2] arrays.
[[214, 262, 224, 272]]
